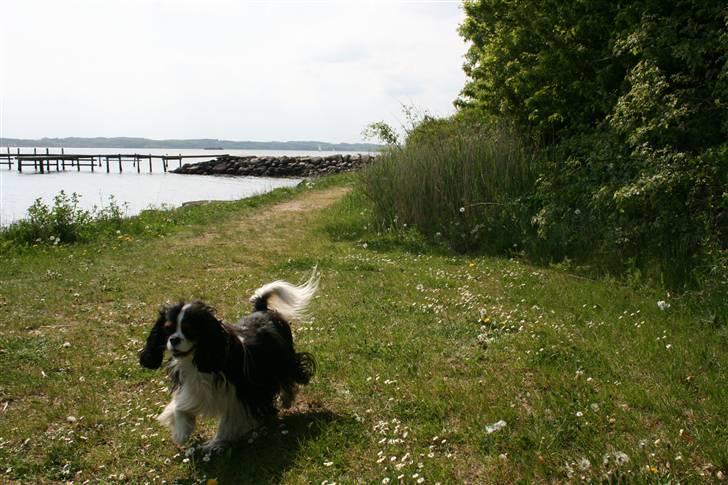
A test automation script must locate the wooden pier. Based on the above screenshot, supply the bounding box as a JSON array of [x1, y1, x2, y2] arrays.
[[0, 148, 224, 174]]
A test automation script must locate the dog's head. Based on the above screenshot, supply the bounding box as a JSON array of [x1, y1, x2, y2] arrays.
[[139, 301, 227, 372]]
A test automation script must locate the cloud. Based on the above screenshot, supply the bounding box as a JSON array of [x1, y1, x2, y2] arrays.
[[0, 0, 467, 142], [314, 44, 370, 64]]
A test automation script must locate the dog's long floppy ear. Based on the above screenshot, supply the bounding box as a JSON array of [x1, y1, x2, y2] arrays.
[[139, 308, 170, 369], [191, 306, 228, 373]]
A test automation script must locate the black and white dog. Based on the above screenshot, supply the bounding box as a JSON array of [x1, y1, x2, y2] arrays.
[[139, 271, 318, 452]]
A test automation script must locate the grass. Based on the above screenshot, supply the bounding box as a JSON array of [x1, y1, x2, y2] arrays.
[[0, 175, 726, 483], [360, 120, 537, 255]]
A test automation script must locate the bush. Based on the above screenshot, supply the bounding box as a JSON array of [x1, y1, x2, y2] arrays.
[[3, 191, 93, 246]]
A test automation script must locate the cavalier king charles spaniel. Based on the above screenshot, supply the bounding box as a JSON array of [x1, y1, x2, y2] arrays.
[[139, 270, 318, 452]]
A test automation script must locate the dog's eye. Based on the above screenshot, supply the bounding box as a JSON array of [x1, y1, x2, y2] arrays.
[[163, 320, 174, 330]]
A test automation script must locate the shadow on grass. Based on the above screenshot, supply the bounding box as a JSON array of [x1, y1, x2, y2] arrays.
[[196, 405, 357, 484]]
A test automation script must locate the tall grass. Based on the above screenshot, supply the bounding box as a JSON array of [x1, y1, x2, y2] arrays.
[[360, 119, 538, 254]]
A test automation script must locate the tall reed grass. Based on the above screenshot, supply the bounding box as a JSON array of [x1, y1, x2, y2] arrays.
[[360, 119, 539, 253]]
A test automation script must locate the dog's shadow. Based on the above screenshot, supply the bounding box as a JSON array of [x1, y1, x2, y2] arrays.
[[193, 402, 357, 483]]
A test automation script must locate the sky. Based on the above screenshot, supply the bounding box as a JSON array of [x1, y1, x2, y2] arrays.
[[0, 0, 468, 143]]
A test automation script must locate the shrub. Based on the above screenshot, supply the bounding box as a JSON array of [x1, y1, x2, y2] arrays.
[[3, 191, 92, 245]]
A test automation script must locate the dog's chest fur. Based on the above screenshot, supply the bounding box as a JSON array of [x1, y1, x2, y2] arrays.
[[170, 358, 238, 418]]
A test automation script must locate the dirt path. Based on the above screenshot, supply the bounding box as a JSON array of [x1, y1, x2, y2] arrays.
[[169, 186, 351, 249], [251, 186, 351, 219]]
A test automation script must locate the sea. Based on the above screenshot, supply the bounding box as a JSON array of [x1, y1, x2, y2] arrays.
[[0, 147, 367, 226]]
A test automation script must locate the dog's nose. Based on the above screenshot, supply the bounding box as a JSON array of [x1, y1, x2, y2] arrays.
[[169, 336, 182, 347]]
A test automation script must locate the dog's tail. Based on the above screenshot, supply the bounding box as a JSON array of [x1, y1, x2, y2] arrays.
[[250, 267, 319, 321]]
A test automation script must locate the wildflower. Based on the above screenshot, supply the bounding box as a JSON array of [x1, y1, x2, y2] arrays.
[[323, 461, 334, 467], [657, 300, 670, 311], [459, 207, 465, 213], [576, 411, 583, 417], [574, 208, 581, 215], [578, 458, 591, 471], [485, 420, 507, 434], [603, 451, 630, 467]]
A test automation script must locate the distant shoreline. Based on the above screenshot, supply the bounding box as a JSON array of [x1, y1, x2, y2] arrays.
[[1, 137, 382, 152]]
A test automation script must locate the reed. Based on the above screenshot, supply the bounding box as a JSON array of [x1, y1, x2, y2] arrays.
[[360, 119, 538, 254]]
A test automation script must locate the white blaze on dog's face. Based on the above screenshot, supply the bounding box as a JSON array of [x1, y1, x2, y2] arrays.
[[167, 303, 197, 357]]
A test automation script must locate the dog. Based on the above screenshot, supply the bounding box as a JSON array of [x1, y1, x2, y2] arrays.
[[139, 270, 318, 452]]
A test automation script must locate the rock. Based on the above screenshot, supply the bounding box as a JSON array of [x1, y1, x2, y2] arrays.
[[211, 162, 229, 173], [175, 153, 377, 178]]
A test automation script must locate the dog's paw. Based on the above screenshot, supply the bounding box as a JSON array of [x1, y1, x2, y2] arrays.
[[201, 439, 227, 454], [172, 426, 193, 445]]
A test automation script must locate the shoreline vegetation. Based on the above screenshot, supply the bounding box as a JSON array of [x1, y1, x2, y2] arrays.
[[0, 175, 725, 482]]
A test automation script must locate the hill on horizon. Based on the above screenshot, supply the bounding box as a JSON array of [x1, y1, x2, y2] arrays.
[[1, 136, 382, 152]]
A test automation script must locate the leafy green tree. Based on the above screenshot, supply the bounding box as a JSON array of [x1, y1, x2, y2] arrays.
[[458, 0, 727, 288]]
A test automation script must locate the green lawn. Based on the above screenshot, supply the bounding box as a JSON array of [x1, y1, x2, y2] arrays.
[[1, 177, 725, 483]]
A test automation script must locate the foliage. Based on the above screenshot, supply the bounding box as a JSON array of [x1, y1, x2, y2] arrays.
[[458, 0, 623, 143], [360, 117, 539, 254], [457, 0, 728, 290], [362, 121, 400, 146], [2, 191, 93, 246]]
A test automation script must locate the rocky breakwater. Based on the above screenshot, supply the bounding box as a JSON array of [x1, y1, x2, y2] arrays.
[[172, 153, 376, 178]]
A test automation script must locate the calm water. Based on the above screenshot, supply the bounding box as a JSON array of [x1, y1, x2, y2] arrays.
[[0, 148, 364, 226]]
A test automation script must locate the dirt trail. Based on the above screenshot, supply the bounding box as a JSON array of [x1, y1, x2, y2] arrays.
[[252, 186, 351, 219], [171, 185, 351, 250]]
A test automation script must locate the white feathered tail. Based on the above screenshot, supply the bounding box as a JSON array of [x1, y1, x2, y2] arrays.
[[249, 268, 319, 321]]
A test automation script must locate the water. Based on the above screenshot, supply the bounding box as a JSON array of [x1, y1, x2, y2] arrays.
[[0, 147, 364, 226]]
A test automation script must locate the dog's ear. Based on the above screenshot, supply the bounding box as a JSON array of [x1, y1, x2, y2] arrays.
[[191, 306, 228, 373], [139, 308, 170, 369]]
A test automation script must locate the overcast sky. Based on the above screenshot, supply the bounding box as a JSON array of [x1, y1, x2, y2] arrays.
[[0, 0, 467, 143]]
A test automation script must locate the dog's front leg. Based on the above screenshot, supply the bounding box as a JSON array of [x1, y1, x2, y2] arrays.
[[171, 410, 196, 445], [158, 399, 197, 446], [202, 404, 255, 453]]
